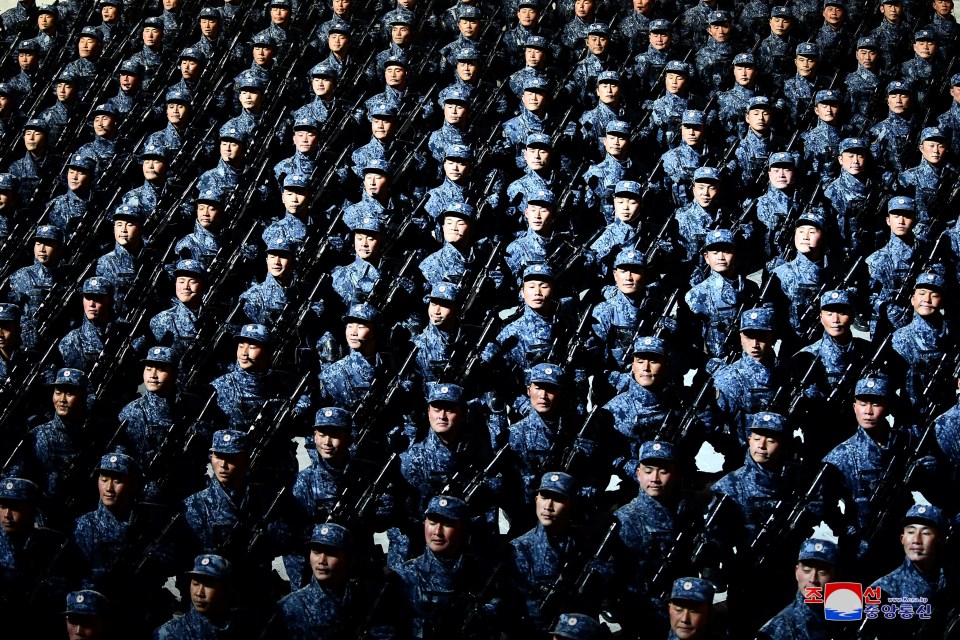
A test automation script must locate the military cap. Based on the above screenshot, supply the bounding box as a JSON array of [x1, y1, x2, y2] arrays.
[[34, 224, 63, 243], [733, 52, 756, 66], [427, 382, 466, 404], [597, 70, 621, 85], [525, 35, 548, 49], [708, 10, 732, 23], [523, 262, 556, 281], [66, 153, 95, 173], [0, 477, 39, 502], [915, 29, 936, 41], [649, 18, 672, 32], [771, 6, 793, 18], [251, 32, 276, 48], [17, 38, 40, 53], [445, 144, 474, 160], [854, 375, 890, 398], [740, 306, 775, 332], [143, 346, 176, 366], [606, 120, 631, 136], [614, 180, 642, 196], [639, 440, 675, 463], [196, 186, 224, 204], [314, 407, 351, 431], [823, 0, 844, 6], [361, 158, 391, 175], [798, 538, 839, 564], [888, 196, 915, 213], [270, 0, 292, 7], [348, 215, 384, 233], [24, 118, 47, 133], [82, 276, 114, 297], [670, 577, 715, 603], [235, 71, 265, 92], [530, 363, 564, 386], [796, 42, 819, 57], [750, 411, 788, 434], [119, 59, 144, 76], [523, 75, 551, 93], [537, 471, 578, 498], [703, 228, 736, 248], [283, 173, 310, 191], [550, 613, 602, 640], [518, 0, 540, 8], [796, 209, 825, 229], [456, 44, 481, 61], [343, 302, 381, 324], [856, 36, 879, 50], [458, 5, 481, 19], [63, 590, 109, 616], [587, 22, 610, 36], [91, 103, 118, 119], [143, 16, 164, 29], [0, 82, 12, 97], [614, 247, 646, 269], [921, 126, 947, 142], [682, 109, 705, 126], [186, 554, 232, 580], [633, 335, 667, 356], [953, 73, 960, 87], [693, 166, 721, 183], [915, 271, 945, 290], [0, 303, 20, 323], [903, 504, 946, 530], [80, 25, 102, 41], [37, 5, 58, 15], [96, 452, 140, 477], [821, 289, 854, 309], [440, 202, 475, 220], [210, 429, 249, 454], [236, 323, 271, 345], [56, 69, 79, 84], [173, 259, 205, 278], [887, 80, 912, 95], [368, 100, 398, 119], [665, 60, 690, 75], [310, 61, 339, 78], [425, 282, 461, 304], [425, 495, 467, 520], [880, 0, 901, 4], [382, 54, 409, 69], [111, 202, 145, 222], [141, 135, 169, 161], [389, 8, 415, 24], [526, 132, 553, 148], [310, 523, 354, 549], [53, 368, 87, 388], [839, 137, 869, 153], [265, 235, 296, 254], [768, 151, 796, 167], [815, 89, 842, 104], [747, 96, 773, 111], [179, 46, 206, 62], [199, 6, 222, 19], [0, 174, 16, 192], [219, 124, 248, 143], [528, 189, 556, 205], [328, 19, 352, 35]]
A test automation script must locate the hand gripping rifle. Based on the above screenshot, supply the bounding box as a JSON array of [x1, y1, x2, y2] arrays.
[[326, 452, 399, 528], [439, 309, 499, 387], [540, 521, 619, 622], [750, 462, 830, 566], [247, 373, 310, 474], [460, 241, 504, 320], [440, 443, 510, 505], [351, 346, 420, 454], [650, 493, 728, 600]]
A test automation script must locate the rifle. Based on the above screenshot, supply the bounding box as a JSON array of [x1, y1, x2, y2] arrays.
[[439, 309, 498, 387], [689, 494, 730, 568], [560, 406, 601, 472], [247, 373, 310, 473], [352, 346, 420, 452], [541, 521, 619, 622], [327, 452, 398, 527], [750, 463, 830, 566], [441, 443, 509, 505], [222, 486, 288, 558], [460, 241, 503, 320]]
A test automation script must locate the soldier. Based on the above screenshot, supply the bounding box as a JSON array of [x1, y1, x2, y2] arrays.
[[106, 59, 145, 116], [317, 303, 395, 409], [34, 5, 63, 56], [446, 43, 511, 122], [198, 125, 247, 196], [824, 137, 873, 258], [122, 136, 179, 221], [900, 30, 943, 103], [224, 71, 265, 136], [263, 174, 313, 248], [438, 5, 493, 77], [579, 71, 638, 158], [365, 54, 436, 129], [0, 174, 17, 238], [756, 538, 840, 639], [843, 37, 883, 131], [661, 110, 717, 208], [782, 43, 827, 125], [63, 590, 111, 640], [7, 224, 64, 349], [95, 203, 147, 318], [8, 38, 40, 101], [560, 0, 598, 50], [46, 153, 94, 239], [76, 103, 124, 176], [583, 120, 638, 225], [758, 7, 798, 89], [671, 171, 737, 277], [170, 46, 207, 103], [0, 303, 24, 382], [815, 0, 851, 66], [616, 0, 660, 57], [898, 126, 958, 227], [927, 0, 960, 55], [664, 577, 719, 639], [504, 193, 569, 279], [800, 89, 845, 187], [754, 152, 804, 258], [504, 133, 573, 224], [155, 554, 242, 639], [566, 23, 618, 108], [127, 16, 165, 85], [175, 187, 228, 266], [695, 10, 736, 94], [588, 182, 647, 271], [733, 96, 783, 194], [61, 26, 102, 92], [507, 36, 558, 101], [291, 407, 353, 528], [425, 144, 486, 219], [410, 282, 465, 385], [645, 61, 700, 151], [96, 0, 125, 44], [869, 0, 911, 70], [58, 276, 128, 373], [8, 119, 53, 202], [239, 235, 318, 329], [627, 19, 680, 99], [502, 76, 568, 169], [293, 61, 338, 126], [869, 81, 920, 185], [505, 0, 557, 67]]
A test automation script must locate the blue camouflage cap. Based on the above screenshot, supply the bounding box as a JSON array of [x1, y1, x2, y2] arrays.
[[270, 0, 292, 7], [143, 346, 176, 366], [328, 19, 352, 35], [0, 173, 16, 191], [314, 407, 351, 431], [670, 577, 715, 603], [361, 158, 391, 175], [523, 75, 551, 92], [310, 61, 339, 78], [525, 35, 548, 49], [953, 74, 960, 87], [796, 209, 825, 229], [537, 471, 578, 498], [750, 411, 788, 434], [693, 166, 721, 182], [24, 118, 47, 133], [343, 302, 381, 324], [605, 120, 630, 136], [815, 89, 842, 103], [888, 196, 915, 213], [348, 214, 384, 233], [53, 368, 87, 388], [633, 335, 667, 356], [887, 80, 912, 95], [518, 0, 540, 8], [0, 82, 12, 97], [92, 103, 118, 118], [119, 58, 145, 76], [639, 440, 675, 463], [796, 42, 819, 57], [0, 303, 20, 322], [530, 362, 564, 386], [458, 4, 480, 19], [425, 282, 461, 304], [143, 16, 164, 29], [56, 69, 78, 84], [96, 452, 140, 477], [389, 8, 415, 24], [427, 382, 466, 404], [37, 4, 58, 15], [915, 271, 945, 290], [310, 523, 354, 549], [210, 429, 250, 454], [550, 613, 602, 640], [733, 52, 756, 66], [821, 289, 854, 309], [18, 38, 40, 53], [665, 60, 690, 74], [587, 22, 610, 36], [444, 143, 474, 160], [614, 180, 642, 196], [141, 138, 168, 160], [186, 554, 232, 580], [63, 590, 109, 616], [199, 6, 222, 19], [82, 276, 114, 297], [457, 45, 481, 61], [236, 71, 265, 92], [197, 186, 224, 204], [856, 36, 879, 50], [441, 202, 475, 220], [0, 477, 38, 502], [921, 126, 947, 142], [266, 235, 297, 254], [369, 99, 398, 118], [293, 114, 320, 131], [823, 0, 844, 6], [80, 25, 102, 41], [67, 153, 95, 173], [523, 262, 556, 281], [740, 306, 775, 331], [34, 224, 63, 243], [219, 125, 248, 143], [111, 202, 145, 222], [854, 374, 890, 398], [236, 323, 272, 345], [425, 495, 467, 521], [597, 70, 621, 84], [649, 18, 672, 31], [252, 32, 276, 47], [839, 137, 869, 153], [174, 258, 205, 277], [748, 95, 773, 111], [682, 109, 705, 126], [283, 173, 310, 190], [798, 538, 839, 564], [903, 503, 946, 530], [180, 46, 206, 62], [382, 54, 409, 69], [528, 189, 556, 205], [771, 5, 793, 18], [768, 151, 796, 167], [915, 29, 936, 41], [614, 247, 646, 268], [526, 132, 553, 148], [703, 228, 735, 247], [708, 9, 731, 23], [439, 84, 470, 103]]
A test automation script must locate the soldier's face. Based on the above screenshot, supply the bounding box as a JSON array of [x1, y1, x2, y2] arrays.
[[603, 133, 628, 157], [707, 22, 731, 42], [428, 401, 465, 439], [614, 265, 644, 294], [633, 354, 666, 388], [459, 18, 479, 37], [528, 381, 560, 415], [98, 472, 135, 509], [314, 427, 349, 460], [384, 64, 407, 87], [0, 95, 10, 115], [768, 165, 794, 190], [34, 240, 60, 264], [190, 578, 226, 617], [196, 202, 222, 228], [575, 0, 595, 18], [310, 546, 350, 583], [442, 215, 471, 244], [586, 34, 609, 55], [650, 31, 671, 50], [391, 25, 412, 44], [93, 114, 116, 136], [669, 600, 710, 639], [887, 92, 911, 114], [0, 190, 11, 210], [536, 491, 572, 528], [522, 279, 553, 309], [795, 224, 822, 254], [693, 181, 719, 208], [282, 188, 308, 213], [199, 17, 219, 37], [397, 0, 416, 8], [78, 36, 100, 58], [175, 275, 203, 305], [681, 124, 705, 147], [119, 72, 140, 91], [143, 26, 162, 47], [637, 461, 676, 498], [524, 145, 552, 170], [311, 76, 335, 96], [56, 81, 77, 102], [83, 294, 111, 322], [749, 430, 783, 464], [220, 140, 243, 162], [238, 89, 262, 111], [525, 47, 546, 67], [166, 101, 189, 125], [0, 501, 32, 535], [266, 251, 293, 279], [114, 219, 141, 246], [236, 340, 267, 370], [839, 150, 866, 175], [271, 6, 291, 24], [769, 16, 791, 35], [920, 139, 946, 164], [517, 7, 538, 25], [18, 51, 37, 70], [428, 300, 457, 328], [911, 287, 943, 316], [740, 330, 774, 361], [333, 0, 352, 14], [914, 39, 937, 59], [934, 0, 955, 15], [371, 116, 395, 139], [363, 171, 389, 196], [328, 33, 349, 53], [795, 55, 816, 77], [614, 195, 641, 222], [665, 72, 687, 94], [210, 451, 249, 488], [180, 58, 201, 79], [345, 321, 374, 351], [354, 231, 381, 259], [444, 101, 468, 124], [820, 307, 852, 338], [424, 517, 463, 556], [815, 101, 839, 123], [634, 0, 653, 11], [443, 158, 470, 181], [101, 6, 118, 22], [163, 0, 180, 10], [66, 615, 104, 640], [37, 13, 54, 30], [23, 129, 45, 151], [457, 60, 479, 81], [853, 397, 888, 429], [880, 2, 902, 21], [733, 64, 755, 86], [745, 108, 771, 133], [901, 524, 939, 566], [795, 561, 837, 593], [253, 45, 275, 65], [886, 212, 916, 237], [522, 89, 547, 112], [0, 321, 18, 352], [596, 81, 620, 104], [53, 386, 82, 417], [67, 168, 92, 193], [293, 128, 318, 152], [856, 47, 878, 70], [822, 5, 844, 24], [524, 203, 555, 232]]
